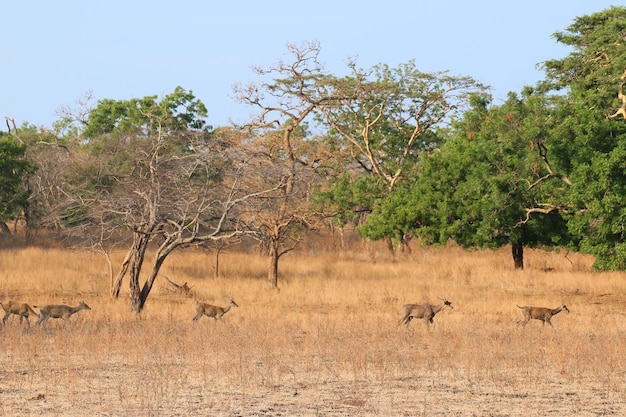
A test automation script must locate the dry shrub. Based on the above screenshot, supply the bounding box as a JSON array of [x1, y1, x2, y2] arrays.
[[0, 245, 624, 415]]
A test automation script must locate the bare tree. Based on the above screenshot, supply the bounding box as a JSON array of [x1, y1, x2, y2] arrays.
[[104, 125, 283, 312], [34, 88, 285, 313], [232, 42, 334, 288]]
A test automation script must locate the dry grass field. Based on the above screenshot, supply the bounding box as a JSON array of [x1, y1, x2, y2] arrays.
[[1, 243, 625, 416]]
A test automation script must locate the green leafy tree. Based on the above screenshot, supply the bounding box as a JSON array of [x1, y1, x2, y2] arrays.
[[83, 86, 209, 138], [374, 7, 626, 269], [540, 6, 626, 269], [412, 91, 573, 268], [315, 173, 385, 229], [356, 182, 419, 252]]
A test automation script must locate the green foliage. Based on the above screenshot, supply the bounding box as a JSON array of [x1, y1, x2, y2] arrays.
[[83, 86, 209, 139], [0, 136, 35, 222], [543, 6, 626, 98], [352, 7, 626, 268], [37, 87, 221, 236], [542, 6, 626, 269], [357, 183, 418, 244], [412, 90, 572, 251], [313, 173, 386, 227]]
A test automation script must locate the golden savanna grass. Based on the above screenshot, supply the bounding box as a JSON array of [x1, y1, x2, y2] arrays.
[[1, 244, 625, 416]]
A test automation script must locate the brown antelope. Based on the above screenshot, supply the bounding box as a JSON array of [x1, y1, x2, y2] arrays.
[[516, 304, 569, 330], [398, 299, 453, 328], [0, 300, 38, 326], [35, 301, 91, 326], [193, 299, 238, 322]]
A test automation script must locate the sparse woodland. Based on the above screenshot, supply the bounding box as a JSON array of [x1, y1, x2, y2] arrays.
[[1, 7, 626, 415], [2, 8, 626, 313]]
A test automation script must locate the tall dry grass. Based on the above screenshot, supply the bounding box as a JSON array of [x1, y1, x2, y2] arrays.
[[0, 245, 625, 415]]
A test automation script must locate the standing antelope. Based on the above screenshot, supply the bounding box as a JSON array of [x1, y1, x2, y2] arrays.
[[34, 301, 91, 326], [398, 299, 453, 328], [0, 300, 38, 327], [516, 304, 569, 330], [193, 299, 238, 322]]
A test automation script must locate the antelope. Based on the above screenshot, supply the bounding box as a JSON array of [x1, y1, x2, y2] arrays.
[[516, 304, 569, 330], [398, 299, 453, 328], [34, 301, 91, 326], [193, 299, 238, 321], [0, 300, 38, 326]]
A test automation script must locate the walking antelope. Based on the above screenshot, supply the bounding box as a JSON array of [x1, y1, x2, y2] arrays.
[[0, 301, 38, 326], [516, 304, 569, 330], [193, 299, 238, 321], [398, 298, 453, 328], [35, 301, 91, 326]]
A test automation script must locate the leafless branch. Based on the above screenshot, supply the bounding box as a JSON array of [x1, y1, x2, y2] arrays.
[[4, 116, 23, 143]]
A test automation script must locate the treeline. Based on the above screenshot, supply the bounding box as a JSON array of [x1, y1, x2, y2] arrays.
[[2, 7, 626, 311]]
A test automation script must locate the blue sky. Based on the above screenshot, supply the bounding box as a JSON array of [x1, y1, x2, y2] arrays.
[[2, 1, 621, 130]]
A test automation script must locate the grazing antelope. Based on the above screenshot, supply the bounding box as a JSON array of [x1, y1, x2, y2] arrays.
[[34, 301, 91, 326], [0, 300, 38, 326], [516, 304, 569, 330], [193, 299, 238, 322], [398, 299, 453, 328]]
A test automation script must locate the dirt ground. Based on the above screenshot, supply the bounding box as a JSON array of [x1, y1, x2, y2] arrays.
[[1, 324, 624, 417], [1, 364, 623, 416]]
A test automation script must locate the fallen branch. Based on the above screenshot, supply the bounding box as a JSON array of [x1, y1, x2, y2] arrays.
[[162, 275, 192, 295]]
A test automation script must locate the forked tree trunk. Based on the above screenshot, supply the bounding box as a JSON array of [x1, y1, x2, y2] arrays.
[[400, 237, 412, 254], [512, 242, 524, 270], [135, 249, 171, 312]]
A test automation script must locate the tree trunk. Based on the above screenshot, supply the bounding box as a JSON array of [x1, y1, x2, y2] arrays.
[[135, 248, 171, 312], [386, 237, 395, 254], [129, 253, 144, 312], [129, 233, 151, 312], [111, 249, 132, 297], [512, 242, 524, 270], [339, 227, 345, 250], [400, 235, 412, 254], [268, 240, 279, 288], [214, 246, 221, 278], [0, 221, 10, 235]]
